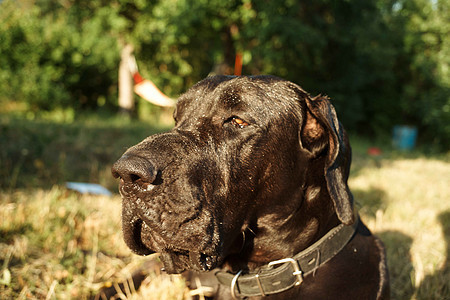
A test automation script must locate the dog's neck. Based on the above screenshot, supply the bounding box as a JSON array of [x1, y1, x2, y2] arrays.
[[215, 212, 359, 298], [223, 186, 341, 273], [222, 154, 343, 273]]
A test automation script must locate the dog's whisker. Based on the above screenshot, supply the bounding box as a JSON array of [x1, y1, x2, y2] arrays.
[[239, 231, 246, 252], [246, 227, 256, 236]]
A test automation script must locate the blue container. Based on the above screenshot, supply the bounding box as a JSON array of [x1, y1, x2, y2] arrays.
[[393, 126, 418, 150]]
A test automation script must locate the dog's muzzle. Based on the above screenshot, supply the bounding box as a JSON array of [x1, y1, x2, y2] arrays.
[[112, 154, 222, 273]]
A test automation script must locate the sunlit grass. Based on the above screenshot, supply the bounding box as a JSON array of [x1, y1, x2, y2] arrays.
[[0, 187, 187, 299], [1, 157, 448, 299], [350, 157, 450, 299]]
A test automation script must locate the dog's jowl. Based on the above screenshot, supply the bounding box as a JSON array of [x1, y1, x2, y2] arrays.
[[112, 75, 390, 299]]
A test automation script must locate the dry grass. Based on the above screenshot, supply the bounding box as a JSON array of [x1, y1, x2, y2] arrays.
[[0, 187, 187, 299], [1, 156, 448, 299], [350, 157, 450, 299]]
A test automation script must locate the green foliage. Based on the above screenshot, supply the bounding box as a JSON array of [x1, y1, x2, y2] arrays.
[[131, 0, 252, 94], [393, 0, 450, 148], [0, 0, 448, 149], [0, 0, 120, 111], [241, 0, 402, 133]]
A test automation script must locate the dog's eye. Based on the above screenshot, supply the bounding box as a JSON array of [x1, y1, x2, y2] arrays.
[[227, 117, 249, 129]]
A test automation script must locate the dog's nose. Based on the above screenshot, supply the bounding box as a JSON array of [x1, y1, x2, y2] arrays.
[[112, 155, 158, 184]]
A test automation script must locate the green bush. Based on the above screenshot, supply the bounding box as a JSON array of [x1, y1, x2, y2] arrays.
[[0, 1, 119, 112], [0, 0, 448, 150]]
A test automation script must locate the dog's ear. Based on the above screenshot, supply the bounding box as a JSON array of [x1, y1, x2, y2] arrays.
[[300, 94, 355, 225]]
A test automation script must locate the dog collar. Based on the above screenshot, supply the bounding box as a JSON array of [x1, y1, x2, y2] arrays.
[[215, 216, 359, 299]]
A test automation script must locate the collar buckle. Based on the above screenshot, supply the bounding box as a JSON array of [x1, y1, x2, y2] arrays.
[[230, 270, 243, 299], [268, 258, 304, 286]]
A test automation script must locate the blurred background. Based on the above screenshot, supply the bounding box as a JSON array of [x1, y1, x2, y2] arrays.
[[0, 0, 449, 299], [1, 0, 449, 147]]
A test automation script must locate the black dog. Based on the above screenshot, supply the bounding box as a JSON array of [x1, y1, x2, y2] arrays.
[[112, 76, 390, 299]]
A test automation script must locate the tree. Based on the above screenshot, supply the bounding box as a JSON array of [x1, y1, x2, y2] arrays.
[[1, 0, 448, 148], [392, 0, 450, 148], [118, 43, 135, 115]]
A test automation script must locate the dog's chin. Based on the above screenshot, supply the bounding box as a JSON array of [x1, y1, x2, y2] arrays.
[[122, 217, 155, 256], [159, 250, 221, 274], [123, 217, 221, 274]]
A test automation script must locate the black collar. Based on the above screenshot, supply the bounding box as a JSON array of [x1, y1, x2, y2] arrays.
[[215, 216, 359, 298]]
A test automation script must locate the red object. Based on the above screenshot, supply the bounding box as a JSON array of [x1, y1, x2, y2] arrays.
[[234, 53, 243, 76], [132, 72, 145, 84], [128, 55, 175, 107], [367, 147, 382, 156]]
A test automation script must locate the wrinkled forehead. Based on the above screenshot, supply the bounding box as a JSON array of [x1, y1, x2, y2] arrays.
[[175, 75, 302, 122]]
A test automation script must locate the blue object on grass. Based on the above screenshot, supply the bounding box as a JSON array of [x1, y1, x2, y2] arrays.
[[66, 182, 112, 196], [392, 125, 418, 150]]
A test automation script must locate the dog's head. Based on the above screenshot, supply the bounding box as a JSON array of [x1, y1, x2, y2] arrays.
[[112, 75, 353, 274]]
